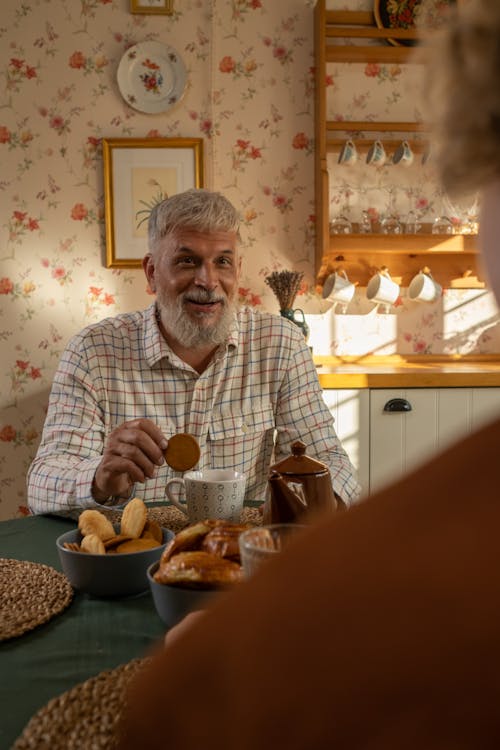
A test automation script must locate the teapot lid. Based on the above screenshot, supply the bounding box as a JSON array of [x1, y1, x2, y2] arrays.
[[271, 440, 328, 476]]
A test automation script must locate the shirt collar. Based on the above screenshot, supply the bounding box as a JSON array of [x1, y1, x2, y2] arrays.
[[143, 302, 172, 367]]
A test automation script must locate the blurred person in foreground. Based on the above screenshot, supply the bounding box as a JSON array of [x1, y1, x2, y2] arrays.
[[27, 188, 359, 517], [117, 2, 500, 748]]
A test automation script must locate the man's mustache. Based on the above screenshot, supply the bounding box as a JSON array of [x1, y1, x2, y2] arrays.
[[183, 290, 226, 304]]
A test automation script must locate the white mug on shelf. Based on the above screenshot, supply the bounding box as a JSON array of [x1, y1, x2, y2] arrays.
[[366, 268, 400, 307], [408, 269, 442, 303], [392, 140, 414, 167], [366, 139, 386, 167], [338, 139, 358, 166], [322, 270, 356, 306]]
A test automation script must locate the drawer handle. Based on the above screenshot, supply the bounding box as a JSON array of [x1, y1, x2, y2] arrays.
[[383, 398, 412, 413]]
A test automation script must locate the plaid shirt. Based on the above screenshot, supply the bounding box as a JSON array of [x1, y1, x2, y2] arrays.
[[27, 303, 360, 516]]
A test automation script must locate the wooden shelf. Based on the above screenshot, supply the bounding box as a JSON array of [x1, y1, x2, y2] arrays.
[[317, 233, 483, 290], [328, 232, 478, 255], [326, 46, 417, 64], [313, 0, 481, 291]]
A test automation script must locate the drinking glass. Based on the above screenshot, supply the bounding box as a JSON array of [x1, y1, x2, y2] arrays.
[[329, 215, 353, 234], [239, 524, 306, 578], [432, 189, 455, 234], [380, 186, 402, 234], [431, 215, 454, 234], [359, 209, 372, 234], [404, 210, 421, 234]]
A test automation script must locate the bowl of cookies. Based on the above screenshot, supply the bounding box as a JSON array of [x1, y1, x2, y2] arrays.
[[56, 498, 174, 597], [147, 519, 252, 628]]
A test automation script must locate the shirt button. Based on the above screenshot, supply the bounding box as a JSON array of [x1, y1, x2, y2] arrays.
[[241, 423, 248, 434]]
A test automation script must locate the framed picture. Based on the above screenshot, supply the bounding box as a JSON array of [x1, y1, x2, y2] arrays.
[[130, 0, 173, 14], [102, 137, 204, 268]]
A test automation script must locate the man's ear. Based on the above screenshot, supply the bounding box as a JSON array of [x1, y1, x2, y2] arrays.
[[142, 253, 156, 293]]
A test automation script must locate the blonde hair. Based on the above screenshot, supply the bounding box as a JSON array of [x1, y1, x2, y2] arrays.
[[424, 0, 500, 195], [147, 188, 241, 255]]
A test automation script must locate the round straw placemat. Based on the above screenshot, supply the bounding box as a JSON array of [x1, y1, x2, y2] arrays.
[[0, 558, 73, 642], [13, 658, 146, 750]]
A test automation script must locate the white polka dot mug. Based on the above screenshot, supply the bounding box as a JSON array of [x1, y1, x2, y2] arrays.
[[165, 469, 246, 523]]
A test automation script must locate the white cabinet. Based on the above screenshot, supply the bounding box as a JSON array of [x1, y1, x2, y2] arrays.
[[322, 389, 370, 497], [324, 388, 500, 499]]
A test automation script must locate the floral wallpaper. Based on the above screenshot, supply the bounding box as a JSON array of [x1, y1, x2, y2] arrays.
[[0, 0, 498, 520]]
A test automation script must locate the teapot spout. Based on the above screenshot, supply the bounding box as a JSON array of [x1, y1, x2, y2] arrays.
[[263, 471, 309, 525]]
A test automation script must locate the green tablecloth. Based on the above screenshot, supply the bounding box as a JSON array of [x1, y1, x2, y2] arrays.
[[0, 515, 166, 750]]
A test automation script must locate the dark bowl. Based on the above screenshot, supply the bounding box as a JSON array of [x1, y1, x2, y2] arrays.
[[56, 526, 174, 598], [147, 561, 220, 628]]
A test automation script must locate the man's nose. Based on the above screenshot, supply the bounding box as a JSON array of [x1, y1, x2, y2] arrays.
[[194, 263, 218, 290]]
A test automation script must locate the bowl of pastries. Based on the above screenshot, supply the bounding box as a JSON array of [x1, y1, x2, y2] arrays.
[[56, 498, 174, 597], [147, 519, 253, 627]]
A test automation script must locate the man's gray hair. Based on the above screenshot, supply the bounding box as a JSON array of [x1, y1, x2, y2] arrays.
[[148, 188, 241, 254]]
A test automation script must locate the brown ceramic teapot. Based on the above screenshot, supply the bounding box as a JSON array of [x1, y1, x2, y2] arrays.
[[262, 440, 338, 524]]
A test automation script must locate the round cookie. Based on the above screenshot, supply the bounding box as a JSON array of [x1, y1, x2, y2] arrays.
[[164, 433, 200, 472]]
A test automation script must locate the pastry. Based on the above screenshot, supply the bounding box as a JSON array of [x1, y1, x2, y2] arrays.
[[78, 509, 115, 541], [80, 533, 106, 555], [201, 523, 253, 561], [116, 538, 160, 553], [103, 534, 133, 550], [160, 520, 216, 564], [120, 497, 148, 539], [154, 550, 243, 588], [141, 519, 163, 543]]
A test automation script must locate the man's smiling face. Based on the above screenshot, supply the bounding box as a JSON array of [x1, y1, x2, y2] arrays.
[[144, 228, 240, 349]]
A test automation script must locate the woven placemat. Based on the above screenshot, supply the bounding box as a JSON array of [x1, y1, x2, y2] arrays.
[[13, 658, 146, 750], [0, 558, 73, 642], [104, 504, 262, 533]]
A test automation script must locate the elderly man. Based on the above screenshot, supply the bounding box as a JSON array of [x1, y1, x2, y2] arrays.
[[28, 188, 360, 516]]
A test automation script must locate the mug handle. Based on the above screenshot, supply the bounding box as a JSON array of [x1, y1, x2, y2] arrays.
[[292, 308, 306, 325], [165, 478, 188, 516]]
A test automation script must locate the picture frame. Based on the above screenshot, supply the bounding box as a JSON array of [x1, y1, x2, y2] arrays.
[[102, 137, 204, 268], [129, 0, 173, 15]]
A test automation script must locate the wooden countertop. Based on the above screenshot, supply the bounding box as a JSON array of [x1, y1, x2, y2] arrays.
[[314, 355, 500, 389]]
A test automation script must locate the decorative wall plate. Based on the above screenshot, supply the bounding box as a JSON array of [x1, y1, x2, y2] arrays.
[[373, 0, 455, 48], [117, 41, 187, 114]]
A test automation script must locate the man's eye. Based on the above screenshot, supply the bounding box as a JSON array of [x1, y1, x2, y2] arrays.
[[176, 257, 195, 266], [217, 257, 232, 266]]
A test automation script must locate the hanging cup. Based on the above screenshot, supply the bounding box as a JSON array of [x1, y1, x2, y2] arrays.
[[366, 139, 386, 167], [392, 140, 414, 167], [408, 270, 442, 303], [322, 270, 356, 306], [366, 268, 400, 306], [338, 139, 358, 166]]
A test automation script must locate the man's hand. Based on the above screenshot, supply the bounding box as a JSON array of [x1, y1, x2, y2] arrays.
[[92, 418, 168, 501]]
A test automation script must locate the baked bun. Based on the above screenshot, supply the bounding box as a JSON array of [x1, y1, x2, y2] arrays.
[[154, 551, 243, 589], [160, 521, 217, 564], [201, 523, 252, 561]]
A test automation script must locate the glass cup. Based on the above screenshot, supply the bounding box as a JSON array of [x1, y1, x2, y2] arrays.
[[329, 216, 353, 234], [380, 215, 403, 234], [432, 215, 454, 235], [238, 524, 306, 577]]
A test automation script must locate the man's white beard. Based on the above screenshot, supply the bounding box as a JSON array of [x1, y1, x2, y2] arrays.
[[157, 288, 237, 349]]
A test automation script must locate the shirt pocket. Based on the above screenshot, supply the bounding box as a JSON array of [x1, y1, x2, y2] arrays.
[[208, 402, 276, 469], [209, 402, 275, 440]]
